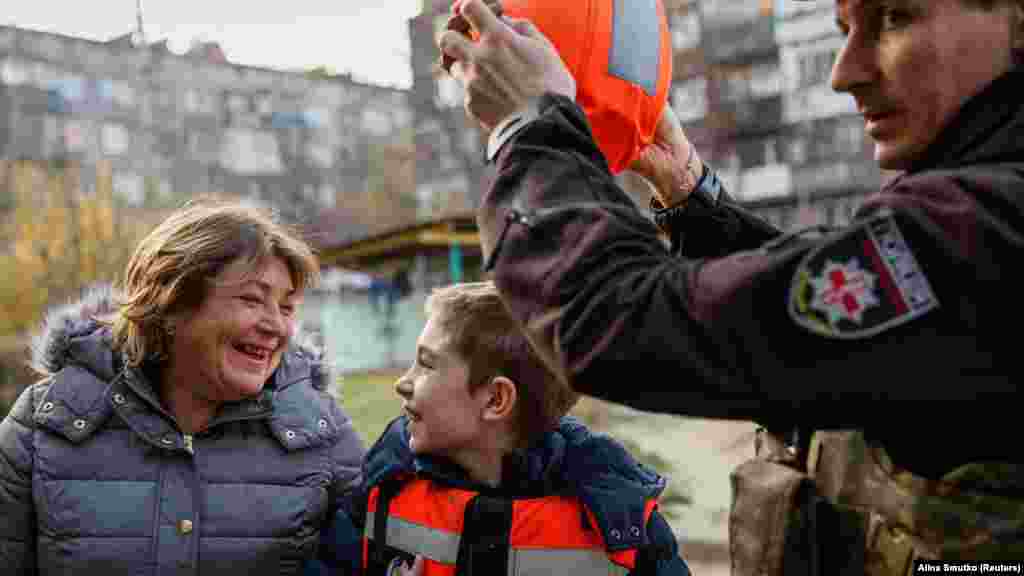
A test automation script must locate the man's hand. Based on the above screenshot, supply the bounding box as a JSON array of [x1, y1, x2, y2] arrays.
[[437, 0, 576, 133], [628, 105, 704, 208]]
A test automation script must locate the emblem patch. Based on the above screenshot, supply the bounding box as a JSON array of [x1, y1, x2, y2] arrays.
[[789, 214, 939, 339]]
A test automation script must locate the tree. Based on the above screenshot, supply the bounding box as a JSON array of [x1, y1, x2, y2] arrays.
[[0, 159, 151, 337]]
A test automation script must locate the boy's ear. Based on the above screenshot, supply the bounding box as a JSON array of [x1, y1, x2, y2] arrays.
[[481, 376, 517, 422]]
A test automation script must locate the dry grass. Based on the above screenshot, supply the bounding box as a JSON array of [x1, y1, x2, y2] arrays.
[[335, 370, 405, 447]]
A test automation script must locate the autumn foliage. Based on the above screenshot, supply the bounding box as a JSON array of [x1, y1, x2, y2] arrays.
[[0, 159, 152, 338]]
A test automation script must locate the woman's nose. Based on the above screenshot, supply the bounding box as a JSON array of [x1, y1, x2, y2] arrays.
[[394, 373, 413, 399], [257, 306, 290, 340]]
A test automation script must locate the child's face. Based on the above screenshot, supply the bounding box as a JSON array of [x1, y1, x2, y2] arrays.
[[394, 313, 489, 458]]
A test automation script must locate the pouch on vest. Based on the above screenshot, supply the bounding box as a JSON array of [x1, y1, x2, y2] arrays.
[[729, 428, 866, 576], [731, 428, 1024, 576]]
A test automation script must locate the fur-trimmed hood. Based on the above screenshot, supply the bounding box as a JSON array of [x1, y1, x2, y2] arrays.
[[28, 284, 329, 391]]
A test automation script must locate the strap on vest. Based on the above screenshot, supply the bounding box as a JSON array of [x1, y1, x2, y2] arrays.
[[371, 480, 405, 574], [454, 494, 514, 576]]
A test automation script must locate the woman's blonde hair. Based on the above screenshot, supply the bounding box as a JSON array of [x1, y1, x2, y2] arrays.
[[112, 198, 319, 367]]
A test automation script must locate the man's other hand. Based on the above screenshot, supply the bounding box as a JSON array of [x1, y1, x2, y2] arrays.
[[437, 0, 576, 132], [628, 105, 704, 208]]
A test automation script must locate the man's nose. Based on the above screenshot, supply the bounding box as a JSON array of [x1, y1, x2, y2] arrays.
[[831, 33, 877, 95]]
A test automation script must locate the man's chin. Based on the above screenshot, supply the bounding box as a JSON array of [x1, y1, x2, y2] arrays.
[[873, 141, 923, 172]]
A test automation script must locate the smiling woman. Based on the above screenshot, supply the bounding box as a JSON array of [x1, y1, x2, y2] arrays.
[[0, 198, 366, 575]]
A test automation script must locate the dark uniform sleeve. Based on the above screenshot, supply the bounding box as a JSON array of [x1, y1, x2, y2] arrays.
[[479, 93, 1018, 428], [0, 385, 38, 575], [651, 179, 782, 259]]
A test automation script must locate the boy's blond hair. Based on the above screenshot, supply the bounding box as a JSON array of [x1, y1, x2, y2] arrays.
[[425, 281, 579, 446]]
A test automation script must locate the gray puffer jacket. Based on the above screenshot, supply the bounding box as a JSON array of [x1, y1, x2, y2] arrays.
[[0, 286, 366, 575]]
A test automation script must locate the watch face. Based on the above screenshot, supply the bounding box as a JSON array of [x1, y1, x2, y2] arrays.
[[701, 170, 722, 205], [387, 556, 420, 576]]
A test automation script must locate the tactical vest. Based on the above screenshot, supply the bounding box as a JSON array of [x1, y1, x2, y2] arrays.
[[729, 429, 1024, 576], [362, 477, 658, 576]]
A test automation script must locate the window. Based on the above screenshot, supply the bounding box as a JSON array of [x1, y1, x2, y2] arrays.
[[113, 171, 144, 206], [0, 29, 14, 51], [257, 95, 274, 116], [672, 77, 707, 123], [306, 142, 334, 169], [303, 108, 328, 130], [184, 89, 217, 115], [798, 49, 837, 88], [361, 108, 392, 137], [51, 75, 85, 103], [319, 185, 336, 208], [31, 62, 59, 89], [63, 120, 94, 154], [184, 89, 199, 113], [670, 11, 701, 52], [0, 59, 28, 85], [43, 115, 60, 158], [98, 80, 137, 108], [101, 123, 129, 155], [721, 64, 781, 102], [228, 93, 249, 114]]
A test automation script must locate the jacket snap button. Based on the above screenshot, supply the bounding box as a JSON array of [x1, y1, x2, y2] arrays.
[[113, 393, 126, 404], [161, 436, 174, 445], [178, 519, 193, 535], [631, 526, 641, 537], [285, 430, 296, 440], [41, 401, 54, 412], [73, 419, 87, 430], [318, 419, 328, 430], [611, 529, 621, 540]]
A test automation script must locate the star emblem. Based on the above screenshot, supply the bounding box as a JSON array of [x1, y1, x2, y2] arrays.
[[809, 258, 879, 326]]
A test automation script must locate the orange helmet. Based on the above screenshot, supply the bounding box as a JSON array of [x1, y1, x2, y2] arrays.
[[451, 0, 673, 173]]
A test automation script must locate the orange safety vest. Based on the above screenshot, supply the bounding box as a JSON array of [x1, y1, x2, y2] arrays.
[[451, 0, 673, 174], [363, 477, 659, 576]]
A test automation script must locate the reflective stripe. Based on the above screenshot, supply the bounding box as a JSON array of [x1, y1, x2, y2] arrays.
[[507, 547, 629, 576], [366, 513, 460, 565], [366, 514, 629, 576], [608, 0, 661, 95]]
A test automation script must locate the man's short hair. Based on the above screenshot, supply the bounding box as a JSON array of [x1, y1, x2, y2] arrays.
[[425, 281, 579, 445]]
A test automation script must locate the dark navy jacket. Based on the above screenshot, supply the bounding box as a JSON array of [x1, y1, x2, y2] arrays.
[[308, 415, 691, 576]]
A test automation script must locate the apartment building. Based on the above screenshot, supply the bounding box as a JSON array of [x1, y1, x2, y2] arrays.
[[0, 25, 414, 225]]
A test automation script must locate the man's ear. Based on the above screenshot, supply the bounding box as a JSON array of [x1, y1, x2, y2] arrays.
[[1012, 1, 1024, 54], [481, 376, 517, 422]]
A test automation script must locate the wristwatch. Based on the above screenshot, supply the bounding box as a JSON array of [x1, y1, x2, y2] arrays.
[[649, 162, 723, 215]]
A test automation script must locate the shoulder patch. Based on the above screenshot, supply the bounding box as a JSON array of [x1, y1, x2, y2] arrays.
[[788, 213, 939, 339]]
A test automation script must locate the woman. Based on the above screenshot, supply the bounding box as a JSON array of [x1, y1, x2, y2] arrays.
[[0, 199, 365, 575]]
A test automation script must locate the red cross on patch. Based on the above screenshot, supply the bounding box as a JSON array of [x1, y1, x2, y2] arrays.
[[810, 259, 879, 325]]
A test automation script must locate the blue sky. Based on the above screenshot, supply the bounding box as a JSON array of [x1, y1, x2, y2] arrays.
[[2, 0, 423, 88]]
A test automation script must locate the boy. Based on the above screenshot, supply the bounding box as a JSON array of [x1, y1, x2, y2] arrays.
[[311, 281, 690, 575]]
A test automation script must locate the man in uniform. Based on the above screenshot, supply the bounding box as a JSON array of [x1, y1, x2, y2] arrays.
[[438, 0, 1024, 571]]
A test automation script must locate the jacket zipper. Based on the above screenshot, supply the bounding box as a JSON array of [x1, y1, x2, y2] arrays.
[[183, 433, 194, 455], [484, 202, 647, 272]]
